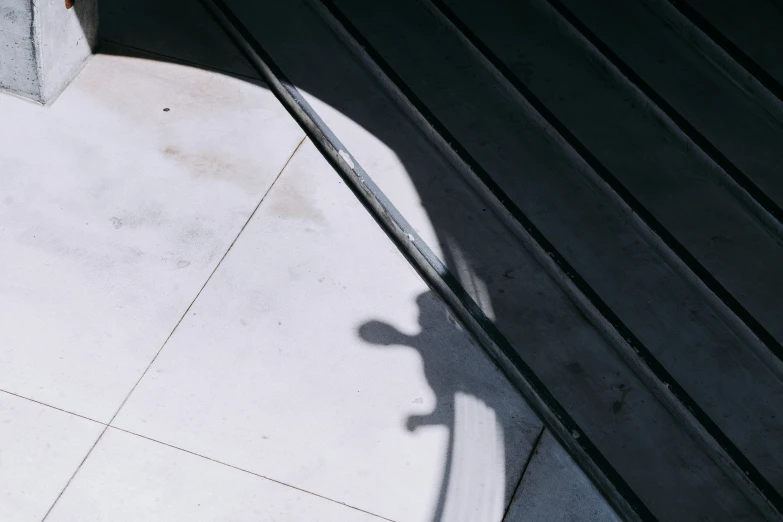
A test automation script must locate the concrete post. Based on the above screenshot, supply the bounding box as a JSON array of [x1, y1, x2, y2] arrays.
[[1, 0, 98, 104]]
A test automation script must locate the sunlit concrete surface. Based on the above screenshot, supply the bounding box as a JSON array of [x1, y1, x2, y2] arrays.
[[110, 140, 541, 521], [0, 50, 304, 423], [43, 428, 379, 522], [0, 24, 563, 522], [0, 392, 103, 522]]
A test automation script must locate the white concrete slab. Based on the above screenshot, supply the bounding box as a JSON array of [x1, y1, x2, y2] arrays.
[[113, 140, 542, 522], [0, 48, 304, 422], [504, 430, 621, 522], [0, 392, 103, 522], [45, 427, 379, 522]]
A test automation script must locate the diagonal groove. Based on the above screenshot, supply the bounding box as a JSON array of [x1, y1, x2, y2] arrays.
[[107, 426, 394, 521], [106, 134, 306, 430], [3, 375, 394, 520], [502, 426, 546, 520], [0, 388, 105, 426], [40, 136, 307, 521]]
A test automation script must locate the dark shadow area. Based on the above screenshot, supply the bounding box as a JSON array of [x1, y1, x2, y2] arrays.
[[360, 296, 461, 435], [359, 293, 541, 522]]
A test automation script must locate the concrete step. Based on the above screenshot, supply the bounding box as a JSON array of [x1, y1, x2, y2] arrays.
[[309, 0, 783, 519]]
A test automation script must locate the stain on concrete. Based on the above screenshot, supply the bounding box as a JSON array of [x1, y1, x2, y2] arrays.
[[268, 182, 326, 225], [163, 145, 261, 195]]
